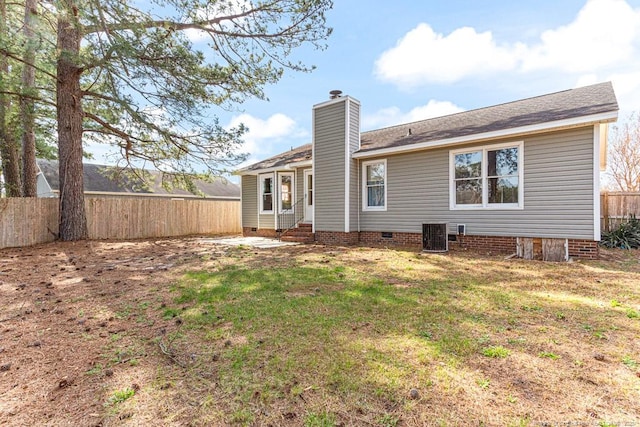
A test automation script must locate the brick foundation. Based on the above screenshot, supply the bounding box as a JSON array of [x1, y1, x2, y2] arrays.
[[359, 231, 422, 246], [315, 231, 359, 245], [567, 239, 599, 260], [354, 231, 520, 255], [456, 235, 518, 254], [356, 231, 599, 260], [242, 227, 277, 238], [247, 226, 599, 259], [453, 235, 599, 259]]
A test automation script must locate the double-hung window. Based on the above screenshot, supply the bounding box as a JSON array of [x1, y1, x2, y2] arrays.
[[260, 174, 274, 213], [450, 142, 523, 209], [362, 159, 387, 211], [279, 173, 293, 213]]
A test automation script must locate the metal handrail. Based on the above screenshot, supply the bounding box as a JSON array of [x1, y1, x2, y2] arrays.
[[276, 194, 306, 238]]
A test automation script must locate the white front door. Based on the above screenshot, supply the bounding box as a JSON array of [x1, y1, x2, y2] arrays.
[[304, 169, 313, 223]]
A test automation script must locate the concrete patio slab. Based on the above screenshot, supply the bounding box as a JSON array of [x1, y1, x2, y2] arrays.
[[200, 236, 300, 249]]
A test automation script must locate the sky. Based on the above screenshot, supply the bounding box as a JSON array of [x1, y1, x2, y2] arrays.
[[89, 0, 640, 177]]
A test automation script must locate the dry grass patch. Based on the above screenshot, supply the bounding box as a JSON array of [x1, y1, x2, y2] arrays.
[[0, 241, 638, 426]]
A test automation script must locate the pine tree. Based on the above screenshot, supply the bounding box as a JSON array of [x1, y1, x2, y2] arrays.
[[0, 0, 57, 197], [20, 0, 38, 197], [0, 0, 22, 196], [54, 0, 333, 240]]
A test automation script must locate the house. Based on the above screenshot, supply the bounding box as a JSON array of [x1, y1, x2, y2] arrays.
[[237, 82, 618, 259], [37, 159, 240, 201]]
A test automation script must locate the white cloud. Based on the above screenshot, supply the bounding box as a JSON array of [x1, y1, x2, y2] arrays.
[[363, 100, 464, 130], [374, 24, 522, 86], [374, 0, 640, 87], [227, 112, 303, 159], [572, 70, 640, 114], [522, 0, 640, 73], [575, 74, 599, 88]]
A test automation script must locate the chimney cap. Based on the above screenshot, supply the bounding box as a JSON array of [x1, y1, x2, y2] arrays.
[[329, 90, 343, 99]]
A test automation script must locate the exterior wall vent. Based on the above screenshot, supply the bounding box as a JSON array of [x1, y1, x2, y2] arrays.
[[422, 223, 448, 252], [381, 232, 393, 239]]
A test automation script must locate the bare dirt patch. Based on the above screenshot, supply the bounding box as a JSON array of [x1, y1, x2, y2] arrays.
[[0, 238, 229, 426], [0, 240, 638, 426]]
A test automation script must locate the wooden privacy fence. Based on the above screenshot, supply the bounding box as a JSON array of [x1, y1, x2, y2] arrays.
[[601, 192, 640, 232], [0, 197, 241, 249]]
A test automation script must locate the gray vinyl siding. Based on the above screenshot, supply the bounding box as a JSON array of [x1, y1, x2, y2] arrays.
[[296, 168, 307, 206], [258, 212, 275, 229], [359, 127, 595, 239], [241, 175, 258, 228], [314, 102, 346, 232], [348, 101, 360, 232]]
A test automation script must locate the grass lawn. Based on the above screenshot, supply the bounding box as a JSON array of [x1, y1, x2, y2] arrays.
[[108, 245, 640, 427]]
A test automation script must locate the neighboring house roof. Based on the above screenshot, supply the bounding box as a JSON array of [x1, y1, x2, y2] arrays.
[[37, 159, 240, 200], [238, 82, 618, 172]]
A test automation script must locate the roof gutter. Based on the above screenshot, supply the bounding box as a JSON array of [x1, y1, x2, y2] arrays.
[[352, 111, 618, 159]]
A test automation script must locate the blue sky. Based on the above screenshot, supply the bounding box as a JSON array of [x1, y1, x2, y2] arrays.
[[89, 0, 640, 175]]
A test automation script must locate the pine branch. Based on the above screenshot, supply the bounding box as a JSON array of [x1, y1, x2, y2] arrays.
[[0, 47, 57, 79], [0, 89, 56, 107]]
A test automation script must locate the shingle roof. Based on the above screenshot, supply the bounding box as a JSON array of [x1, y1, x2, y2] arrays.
[[38, 159, 240, 199], [238, 82, 618, 172], [238, 143, 312, 172], [359, 81, 617, 153]]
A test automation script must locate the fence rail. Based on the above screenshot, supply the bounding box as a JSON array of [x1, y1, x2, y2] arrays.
[[0, 197, 241, 249], [601, 192, 640, 232]]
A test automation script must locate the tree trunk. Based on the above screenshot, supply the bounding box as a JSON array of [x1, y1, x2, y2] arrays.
[[21, 0, 37, 197], [57, 1, 87, 240], [0, 0, 22, 197]]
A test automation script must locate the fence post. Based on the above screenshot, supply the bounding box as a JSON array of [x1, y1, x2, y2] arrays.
[[602, 192, 609, 232]]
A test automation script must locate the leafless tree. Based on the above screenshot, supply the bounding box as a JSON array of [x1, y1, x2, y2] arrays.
[[606, 112, 640, 192]]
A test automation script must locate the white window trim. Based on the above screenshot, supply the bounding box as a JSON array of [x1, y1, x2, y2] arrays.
[[449, 141, 524, 210], [278, 172, 294, 214], [259, 173, 274, 214], [362, 159, 387, 212]]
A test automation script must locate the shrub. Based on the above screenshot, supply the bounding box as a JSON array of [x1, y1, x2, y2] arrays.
[[601, 214, 640, 249]]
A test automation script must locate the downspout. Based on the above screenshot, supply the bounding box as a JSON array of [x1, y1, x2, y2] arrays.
[[275, 172, 279, 231], [593, 124, 602, 241], [311, 109, 316, 234], [357, 159, 360, 232]]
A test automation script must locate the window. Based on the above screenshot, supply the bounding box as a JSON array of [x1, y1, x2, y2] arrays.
[[260, 174, 273, 213], [279, 173, 293, 213], [362, 159, 387, 211], [450, 142, 523, 209]]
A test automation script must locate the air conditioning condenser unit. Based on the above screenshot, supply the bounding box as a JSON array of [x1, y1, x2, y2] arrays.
[[422, 223, 448, 252]]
